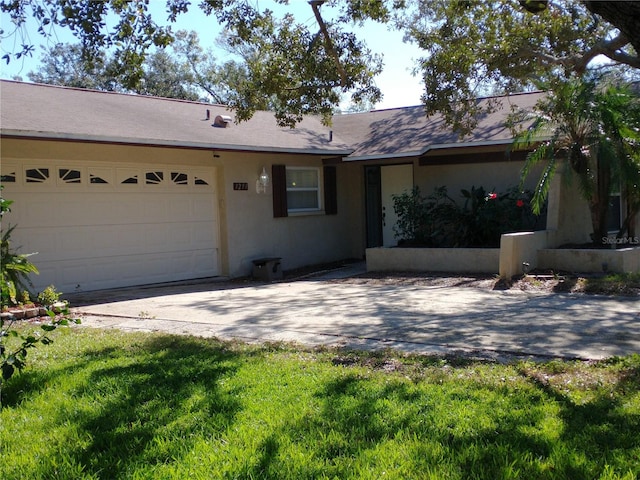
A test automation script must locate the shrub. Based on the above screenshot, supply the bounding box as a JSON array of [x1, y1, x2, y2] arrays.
[[37, 285, 63, 307], [393, 185, 546, 248], [1, 186, 39, 307], [1, 225, 39, 307]]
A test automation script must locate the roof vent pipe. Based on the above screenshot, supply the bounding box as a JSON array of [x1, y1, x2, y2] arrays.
[[214, 115, 232, 128], [206, 109, 210, 120]]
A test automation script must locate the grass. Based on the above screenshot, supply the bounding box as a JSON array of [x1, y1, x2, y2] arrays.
[[579, 272, 640, 295], [1, 327, 639, 480]]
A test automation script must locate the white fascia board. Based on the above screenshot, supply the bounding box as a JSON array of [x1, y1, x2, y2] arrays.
[[1, 130, 354, 156]]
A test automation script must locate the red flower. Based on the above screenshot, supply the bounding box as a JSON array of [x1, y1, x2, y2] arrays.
[[516, 199, 525, 207], [488, 192, 498, 200]]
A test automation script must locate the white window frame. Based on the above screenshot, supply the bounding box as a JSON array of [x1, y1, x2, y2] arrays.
[[286, 167, 321, 213]]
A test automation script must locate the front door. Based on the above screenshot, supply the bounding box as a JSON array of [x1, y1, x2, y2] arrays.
[[365, 164, 414, 248], [381, 164, 414, 246]]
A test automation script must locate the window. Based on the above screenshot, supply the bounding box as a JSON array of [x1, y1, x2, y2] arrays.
[[1, 169, 16, 182], [145, 171, 164, 185], [59, 168, 81, 184], [171, 172, 188, 185], [26, 168, 50, 183], [286, 167, 320, 212], [272, 165, 337, 218]]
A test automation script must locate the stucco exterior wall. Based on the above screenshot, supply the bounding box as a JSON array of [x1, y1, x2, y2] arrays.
[[499, 230, 556, 278], [366, 247, 500, 273], [538, 247, 640, 274], [2, 139, 361, 285], [218, 152, 359, 277], [415, 159, 539, 200], [546, 172, 593, 246]]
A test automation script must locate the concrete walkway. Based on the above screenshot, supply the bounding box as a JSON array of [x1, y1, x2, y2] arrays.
[[70, 264, 640, 362]]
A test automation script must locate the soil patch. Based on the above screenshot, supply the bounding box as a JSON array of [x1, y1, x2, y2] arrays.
[[328, 270, 640, 296]]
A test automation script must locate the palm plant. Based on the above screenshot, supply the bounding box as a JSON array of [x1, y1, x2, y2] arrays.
[[515, 75, 640, 244], [1, 189, 39, 306], [1, 225, 39, 306]]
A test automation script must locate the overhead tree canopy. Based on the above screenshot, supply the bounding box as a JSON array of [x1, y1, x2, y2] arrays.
[[515, 74, 640, 242], [26, 31, 254, 104], [1, 0, 638, 128], [398, 0, 639, 134], [27, 41, 202, 100]]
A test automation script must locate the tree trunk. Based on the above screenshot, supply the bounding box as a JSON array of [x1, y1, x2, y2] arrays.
[[583, 1, 640, 55], [589, 154, 611, 245]]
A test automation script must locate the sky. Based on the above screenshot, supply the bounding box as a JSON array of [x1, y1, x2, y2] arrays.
[[0, 0, 425, 110]]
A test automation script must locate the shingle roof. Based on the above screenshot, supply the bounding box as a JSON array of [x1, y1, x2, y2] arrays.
[[0, 80, 352, 155], [331, 92, 544, 160], [1, 80, 543, 160]]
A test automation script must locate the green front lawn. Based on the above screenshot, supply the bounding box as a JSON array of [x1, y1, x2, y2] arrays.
[[1, 328, 639, 479]]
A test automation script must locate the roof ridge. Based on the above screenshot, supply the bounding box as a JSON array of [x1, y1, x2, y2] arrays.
[[0, 79, 228, 108], [353, 90, 544, 116]]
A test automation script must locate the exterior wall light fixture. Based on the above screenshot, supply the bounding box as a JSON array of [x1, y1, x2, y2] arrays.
[[256, 166, 270, 194]]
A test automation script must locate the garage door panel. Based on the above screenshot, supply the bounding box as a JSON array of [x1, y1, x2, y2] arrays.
[[193, 196, 217, 218], [191, 223, 217, 247], [192, 251, 219, 275], [3, 163, 220, 292]]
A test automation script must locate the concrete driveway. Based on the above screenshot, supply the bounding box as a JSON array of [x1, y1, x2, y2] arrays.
[[70, 264, 640, 361]]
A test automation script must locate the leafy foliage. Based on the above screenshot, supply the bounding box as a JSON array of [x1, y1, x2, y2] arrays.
[[397, 0, 623, 135], [393, 185, 545, 248], [36, 285, 63, 307], [3, 1, 639, 129], [514, 74, 640, 242], [2, 0, 388, 126], [0, 225, 39, 306], [1, 189, 38, 307], [2, 1, 640, 129], [0, 307, 80, 406]]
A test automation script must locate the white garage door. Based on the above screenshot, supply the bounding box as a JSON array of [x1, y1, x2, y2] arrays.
[[1, 161, 220, 293]]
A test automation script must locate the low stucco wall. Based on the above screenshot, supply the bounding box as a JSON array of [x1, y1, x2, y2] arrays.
[[367, 238, 639, 277], [538, 247, 640, 274], [366, 247, 500, 273], [499, 230, 556, 278]]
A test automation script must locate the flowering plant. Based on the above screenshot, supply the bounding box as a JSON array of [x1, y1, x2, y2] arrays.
[[393, 185, 545, 248]]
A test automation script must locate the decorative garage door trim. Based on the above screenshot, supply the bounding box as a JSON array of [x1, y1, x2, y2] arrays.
[[2, 161, 220, 293]]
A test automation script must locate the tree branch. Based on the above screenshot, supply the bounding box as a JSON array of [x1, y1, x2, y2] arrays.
[[309, 0, 348, 87], [571, 32, 636, 73], [514, 32, 638, 74]]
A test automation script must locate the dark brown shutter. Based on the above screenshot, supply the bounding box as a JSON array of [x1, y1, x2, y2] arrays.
[[324, 166, 337, 215], [272, 164, 288, 218]]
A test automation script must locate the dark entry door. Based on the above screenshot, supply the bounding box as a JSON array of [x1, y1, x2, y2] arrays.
[[365, 166, 383, 248]]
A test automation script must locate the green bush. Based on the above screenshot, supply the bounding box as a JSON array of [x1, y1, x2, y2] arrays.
[[393, 185, 546, 248], [1, 187, 39, 307], [1, 225, 39, 308], [37, 285, 63, 307]]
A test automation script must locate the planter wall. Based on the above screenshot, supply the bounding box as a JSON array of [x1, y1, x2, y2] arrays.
[[367, 239, 639, 277], [366, 247, 500, 274], [538, 247, 640, 274], [499, 230, 556, 278]]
